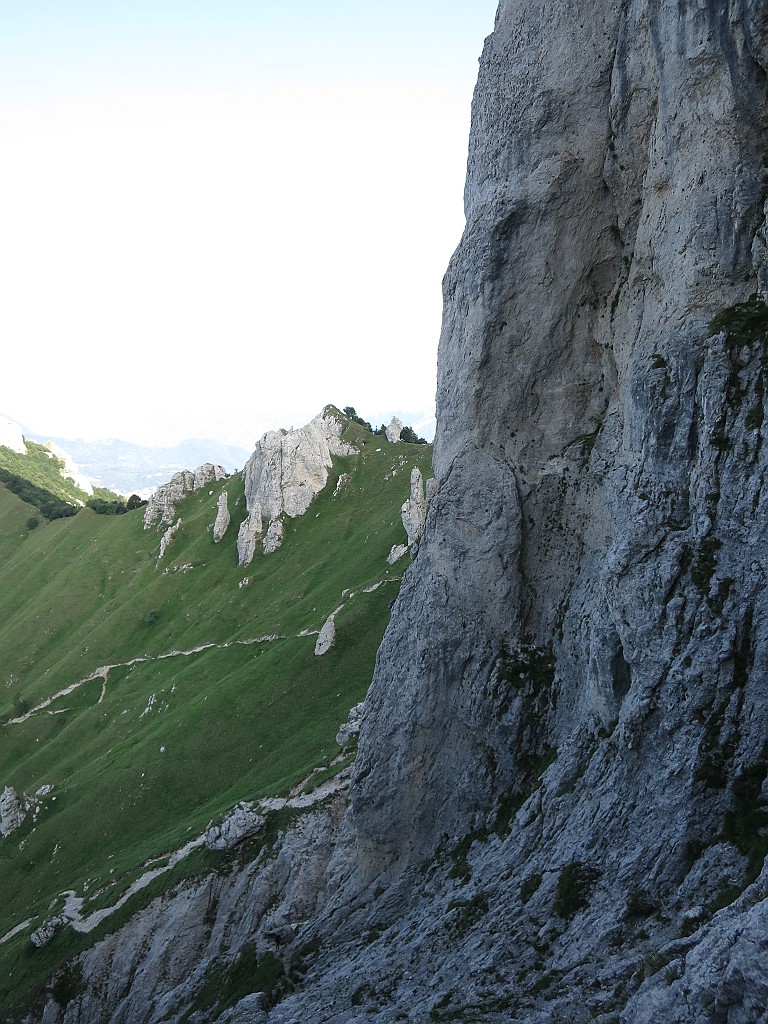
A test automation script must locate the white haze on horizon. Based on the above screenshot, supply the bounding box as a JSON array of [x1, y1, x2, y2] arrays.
[[0, 2, 497, 450]]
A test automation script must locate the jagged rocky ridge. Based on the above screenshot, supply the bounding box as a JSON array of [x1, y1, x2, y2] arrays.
[[236, 409, 358, 564], [25, 2, 768, 1022]]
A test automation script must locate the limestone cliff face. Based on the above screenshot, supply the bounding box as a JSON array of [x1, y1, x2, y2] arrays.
[[31, 4, 768, 1022], [349, 0, 768, 1015], [357, 0, 768, 851]]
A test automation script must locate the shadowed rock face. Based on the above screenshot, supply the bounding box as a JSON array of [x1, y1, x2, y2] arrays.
[[33, 4, 768, 1022]]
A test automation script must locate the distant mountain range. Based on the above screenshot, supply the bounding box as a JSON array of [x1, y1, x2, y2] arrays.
[[26, 434, 252, 497]]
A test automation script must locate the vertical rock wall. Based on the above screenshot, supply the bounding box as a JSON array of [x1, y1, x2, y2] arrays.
[[349, 12, 768, 1016], [355, 0, 768, 864]]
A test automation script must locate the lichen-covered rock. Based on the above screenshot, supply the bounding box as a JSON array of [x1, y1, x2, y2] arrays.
[[213, 490, 230, 543], [143, 463, 226, 528]]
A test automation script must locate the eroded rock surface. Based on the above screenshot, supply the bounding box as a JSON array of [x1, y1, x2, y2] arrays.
[[213, 490, 230, 542], [157, 519, 181, 562], [204, 804, 266, 851], [314, 607, 342, 657], [0, 786, 24, 838], [144, 464, 226, 528], [238, 408, 357, 564], [400, 466, 432, 549], [385, 417, 403, 444]]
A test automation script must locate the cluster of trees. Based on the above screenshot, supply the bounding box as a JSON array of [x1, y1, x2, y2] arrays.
[[0, 469, 149, 525], [0, 459, 152, 524], [87, 494, 147, 516], [400, 425, 428, 444], [342, 407, 428, 445], [0, 468, 78, 521]]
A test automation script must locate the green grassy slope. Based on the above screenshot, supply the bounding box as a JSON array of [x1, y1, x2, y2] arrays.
[[0, 414, 432, 1016], [0, 440, 95, 516]]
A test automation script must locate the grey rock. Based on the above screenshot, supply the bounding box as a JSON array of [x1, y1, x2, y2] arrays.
[[217, 994, 268, 1023], [238, 408, 357, 564], [30, 915, 66, 949], [213, 490, 230, 543], [237, 504, 263, 566], [333, 473, 351, 497], [0, 417, 25, 454], [157, 519, 182, 562], [0, 786, 24, 837], [144, 464, 226, 528], [400, 466, 431, 549], [385, 417, 403, 444], [336, 703, 364, 746], [262, 518, 284, 556], [314, 607, 342, 657], [386, 543, 408, 565]]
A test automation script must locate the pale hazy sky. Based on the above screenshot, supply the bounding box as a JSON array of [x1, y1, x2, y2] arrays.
[[1, 1, 497, 449]]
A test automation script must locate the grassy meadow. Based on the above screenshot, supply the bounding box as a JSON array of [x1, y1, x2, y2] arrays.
[[0, 414, 432, 1016]]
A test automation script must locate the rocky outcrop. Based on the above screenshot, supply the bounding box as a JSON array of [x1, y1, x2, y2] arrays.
[[348, 0, 768, 1015], [213, 491, 230, 542], [238, 409, 357, 564], [204, 804, 266, 851], [236, 506, 263, 565], [336, 703, 364, 746], [314, 606, 342, 657], [30, 915, 66, 950], [400, 466, 432, 549], [386, 543, 408, 565], [143, 464, 226, 528], [385, 417, 403, 444], [157, 519, 181, 562], [262, 518, 284, 555], [0, 786, 24, 837], [1, 784, 53, 838]]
